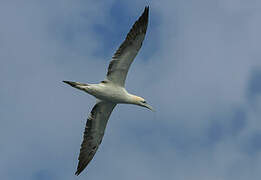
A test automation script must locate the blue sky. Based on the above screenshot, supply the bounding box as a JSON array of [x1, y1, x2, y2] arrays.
[[1, 0, 261, 179]]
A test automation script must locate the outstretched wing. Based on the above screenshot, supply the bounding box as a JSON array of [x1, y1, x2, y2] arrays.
[[75, 101, 116, 175], [105, 6, 149, 87]]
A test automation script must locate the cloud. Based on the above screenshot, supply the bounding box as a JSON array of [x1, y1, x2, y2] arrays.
[[1, 0, 261, 180]]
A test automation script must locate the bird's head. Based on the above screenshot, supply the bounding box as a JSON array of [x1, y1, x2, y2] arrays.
[[132, 96, 154, 111]]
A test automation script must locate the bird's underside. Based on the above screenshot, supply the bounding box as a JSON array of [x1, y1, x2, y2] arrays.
[[64, 6, 150, 175]]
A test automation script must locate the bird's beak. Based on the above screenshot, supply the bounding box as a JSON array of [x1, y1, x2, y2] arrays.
[[143, 103, 155, 112]]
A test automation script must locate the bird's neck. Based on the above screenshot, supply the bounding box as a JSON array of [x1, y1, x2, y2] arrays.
[[126, 94, 141, 104]]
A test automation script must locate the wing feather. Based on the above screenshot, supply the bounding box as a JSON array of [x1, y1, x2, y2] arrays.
[[75, 101, 116, 175], [105, 6, 149, 86]]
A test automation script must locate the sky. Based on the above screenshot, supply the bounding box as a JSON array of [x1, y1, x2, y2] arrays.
[[1, 0, 261, 179]]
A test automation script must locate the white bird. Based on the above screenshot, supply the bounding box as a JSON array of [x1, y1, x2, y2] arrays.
[[63, 6, 153, 175]]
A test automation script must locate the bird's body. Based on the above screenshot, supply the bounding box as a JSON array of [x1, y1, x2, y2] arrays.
[[86, 82, 131, 103], [63, 6, 153, 175], [65, 81, 136, 103]]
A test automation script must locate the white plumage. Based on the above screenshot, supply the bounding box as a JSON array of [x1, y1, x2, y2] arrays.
[[63, 6, 153, 175]]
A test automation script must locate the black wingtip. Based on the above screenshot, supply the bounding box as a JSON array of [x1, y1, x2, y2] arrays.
[[136, 6, 149, 31], [143, 6, 149, 18], [75, 167, 84, 176], [75, 171, 80, 176]]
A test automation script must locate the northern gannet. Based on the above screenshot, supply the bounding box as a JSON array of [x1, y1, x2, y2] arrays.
[[63, 6, 153, 175]]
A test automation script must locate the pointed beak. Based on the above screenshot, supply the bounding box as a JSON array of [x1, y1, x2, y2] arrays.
[[143, 103, 155, 112]]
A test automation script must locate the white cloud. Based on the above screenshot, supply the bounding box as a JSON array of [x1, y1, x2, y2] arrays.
[[1, 0, 261, 179]]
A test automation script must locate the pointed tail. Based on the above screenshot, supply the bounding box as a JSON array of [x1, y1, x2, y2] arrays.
[[63, 81, 89, 90]]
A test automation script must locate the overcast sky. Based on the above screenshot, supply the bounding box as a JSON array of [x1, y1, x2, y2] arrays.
[[1, 0, 261, 179]]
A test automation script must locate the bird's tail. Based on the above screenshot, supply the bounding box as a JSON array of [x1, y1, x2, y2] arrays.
[[63, 81, 89, 90]]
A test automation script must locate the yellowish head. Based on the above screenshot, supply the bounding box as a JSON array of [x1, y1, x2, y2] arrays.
[[132, 95, 154, 111], [133, 96, 145, 103]]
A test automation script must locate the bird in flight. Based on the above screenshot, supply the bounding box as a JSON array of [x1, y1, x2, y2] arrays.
[[63, 6, 153, 175]]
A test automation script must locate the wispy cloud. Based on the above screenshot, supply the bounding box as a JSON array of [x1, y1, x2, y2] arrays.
[[1, 0, 261, 179]]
